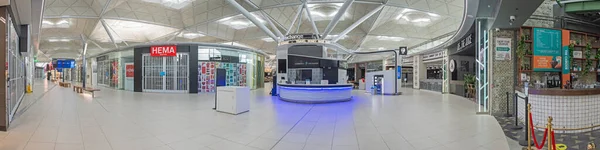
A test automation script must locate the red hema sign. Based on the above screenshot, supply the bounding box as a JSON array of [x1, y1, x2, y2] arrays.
[[150, 45, 177, 57]]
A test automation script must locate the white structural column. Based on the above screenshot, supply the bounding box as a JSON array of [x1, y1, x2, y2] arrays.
[[303, 3, 319, 35], [321, 0, 354, 39], [286, 5, 304, 35], [226, 0, 278, 41], [100, 19, 119, 48], [332, 5, 383, 42]]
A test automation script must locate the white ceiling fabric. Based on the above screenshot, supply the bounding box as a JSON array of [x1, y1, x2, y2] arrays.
[[38, 0, 464, 60]]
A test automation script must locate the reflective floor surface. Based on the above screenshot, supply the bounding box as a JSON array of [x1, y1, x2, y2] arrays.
[[0, 80, 510, 150]]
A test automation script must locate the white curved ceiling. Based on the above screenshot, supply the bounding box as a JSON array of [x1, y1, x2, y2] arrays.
[[38, 0, 464, 61]]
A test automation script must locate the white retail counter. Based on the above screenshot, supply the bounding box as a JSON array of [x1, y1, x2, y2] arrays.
[[278, 84, 353, 103]]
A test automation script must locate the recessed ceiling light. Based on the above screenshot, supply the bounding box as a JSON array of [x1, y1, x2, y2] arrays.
[[180, 32, 204, 39], [262, 38, 274, 42]]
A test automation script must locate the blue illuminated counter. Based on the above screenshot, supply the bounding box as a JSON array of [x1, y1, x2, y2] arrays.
[[278, 84, 353, 103]]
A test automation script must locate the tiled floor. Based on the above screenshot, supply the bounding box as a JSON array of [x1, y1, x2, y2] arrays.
[[0, 80, 510, 150]]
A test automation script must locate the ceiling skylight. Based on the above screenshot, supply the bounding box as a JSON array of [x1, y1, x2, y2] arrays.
[[307, 3, 349, 21], [218, 14, 265, 30], [47, 38, 71, 42], [89, 19, 178, 43], [395, 8, 440, 27], [141, 0, 193, 9], [42, 19, 71, 28], [178, 32, 204, 39], [324, 35, 348, 40], [376, 36, 404, 41], [262, 38, 274, 42]]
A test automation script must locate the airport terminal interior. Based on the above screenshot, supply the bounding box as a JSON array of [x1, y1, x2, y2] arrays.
[[1, 0, 600, 149]]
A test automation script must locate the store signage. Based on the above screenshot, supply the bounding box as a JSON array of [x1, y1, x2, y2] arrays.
[[449, 59, 456, 72], [125, 64, 134, 78], [287, 55, 320, 68], [422, 51, 444, 60], [457, 34, 473, 51], [151, 45, 177, 57], [495, 38, 512, 60], [285, 34, 319, 41], [399, 47, 407, 55], [96, 55, 108, 61], [532, 28, 561, 72]]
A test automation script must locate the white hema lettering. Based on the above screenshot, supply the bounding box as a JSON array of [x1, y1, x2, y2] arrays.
[[152, 46, 175, 54]]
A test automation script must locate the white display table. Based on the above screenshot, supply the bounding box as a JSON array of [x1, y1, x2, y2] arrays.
[[216, 86, 250, 115]]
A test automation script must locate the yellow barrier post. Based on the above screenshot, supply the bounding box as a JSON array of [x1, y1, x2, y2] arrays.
[[26, 84, 32, 93], [527, 103, 532, 150], [547, 116, 553, 150]]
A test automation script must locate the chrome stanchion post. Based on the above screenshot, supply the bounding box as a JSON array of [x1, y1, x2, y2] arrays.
[[504, 92, 512, 117]]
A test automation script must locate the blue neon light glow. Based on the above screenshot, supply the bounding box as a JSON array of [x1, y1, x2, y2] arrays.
[[279, 86, 352, 90]]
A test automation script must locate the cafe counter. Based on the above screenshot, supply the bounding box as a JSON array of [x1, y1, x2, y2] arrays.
[[515, 87, 600, 133], [278, 84, 353, 103]]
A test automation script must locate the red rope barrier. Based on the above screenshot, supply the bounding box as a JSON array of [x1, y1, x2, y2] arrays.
[[551, 131, 557, 150], [529, 112, 548, 149]]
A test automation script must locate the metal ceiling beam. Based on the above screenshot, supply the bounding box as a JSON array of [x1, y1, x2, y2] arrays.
[[322, 0, 354, 39], [303, 3, 320, 35], [261, 11, 285, 41], [100, 19, 119, 48], [242, 0, 285, 40], [167, 29, 185, 42], [286, 5, 304, 35], [99, 0, 113, 16], [226, 0, 278, 42], [80, 34, 87, 55], [332, 5, 383, 42], [295, 5, 304, 33]]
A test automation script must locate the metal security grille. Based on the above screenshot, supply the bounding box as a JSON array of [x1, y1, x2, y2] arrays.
[[6, 19, 24, 122], [142, 53, 188, 92]]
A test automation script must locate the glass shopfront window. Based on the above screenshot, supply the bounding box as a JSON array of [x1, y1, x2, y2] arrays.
[[197, 46, 263, 93]]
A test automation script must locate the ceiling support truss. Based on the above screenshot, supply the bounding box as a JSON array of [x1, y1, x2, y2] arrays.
[[286, 4, 304, 35], [226, 0, 278, 42], [322, 0, 354, 39], [303, 3, 320, 36], [100, 19, 119, 48], [332, 5, 383, 43]]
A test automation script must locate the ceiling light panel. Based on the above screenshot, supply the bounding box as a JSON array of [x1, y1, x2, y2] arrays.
[[394, 8, 442, 27], [141, 0, 193, 9], [306, 3, 349, 21], [218, 13, 265, 30], [178, 32, 205, 39], [42, 19, 72, 28], [90, 19, 179, 43]]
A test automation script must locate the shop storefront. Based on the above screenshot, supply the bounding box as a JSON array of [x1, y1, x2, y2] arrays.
[[88, 43, 265, 94], [447, 23, 476, 99]]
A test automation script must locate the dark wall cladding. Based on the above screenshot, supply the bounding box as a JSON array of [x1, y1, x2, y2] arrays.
[[289, 45, 323, 57]]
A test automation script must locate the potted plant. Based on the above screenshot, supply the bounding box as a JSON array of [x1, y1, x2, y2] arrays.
[[464, 74, 476, 98]]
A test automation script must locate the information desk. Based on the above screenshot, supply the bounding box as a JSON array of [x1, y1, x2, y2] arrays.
[[516, 88, 600, 133], [278, 84, 352, 103]]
